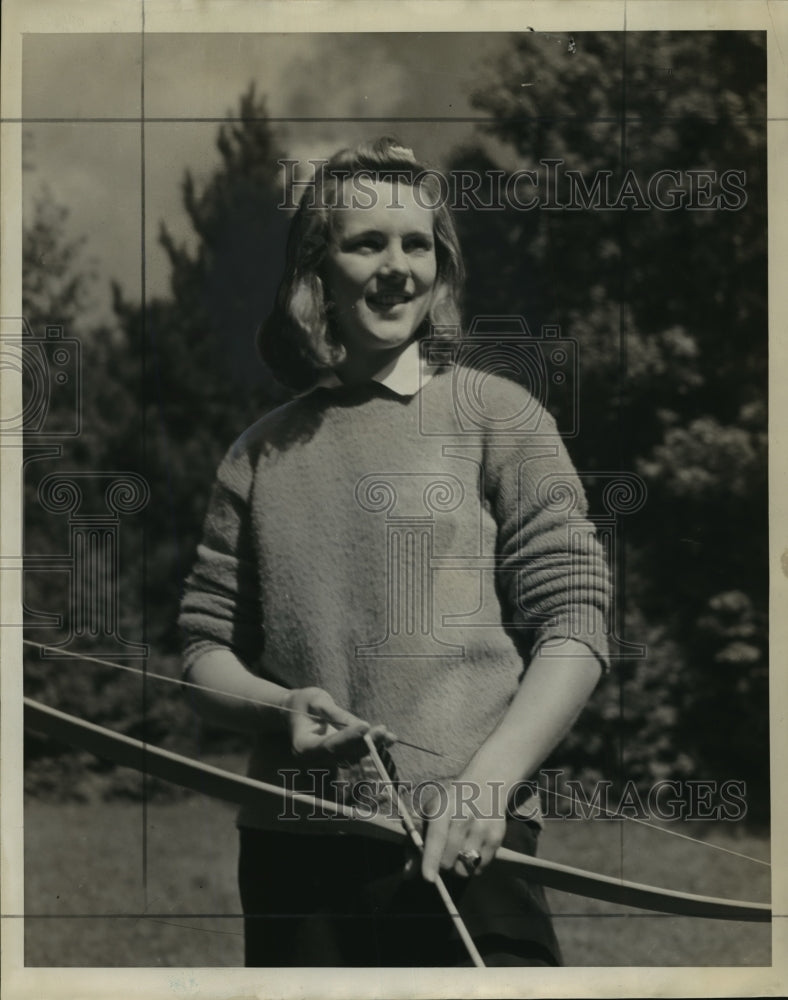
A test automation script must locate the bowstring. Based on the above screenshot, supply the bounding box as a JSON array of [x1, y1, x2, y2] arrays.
[[21, 639, 451, 760], [537, 784, 770, 868], [22, 638, 770, 870]]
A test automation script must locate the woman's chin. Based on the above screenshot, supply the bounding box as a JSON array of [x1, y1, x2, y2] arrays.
[[352, 325, 417, 354]]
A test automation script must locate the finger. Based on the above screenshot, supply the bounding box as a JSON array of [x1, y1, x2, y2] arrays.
[[290, 709, 334, 738], [367, 723, 398, 747], [420, 811, 450, 883], [439, 821, 470, 874], [322, 721, 399, 765], [321, 720, 370, 756], [416, 786, 443, 822], [452, 843, 487, 879], [290, 713, 337, 755], [454, 832, 501, 878], [309, 691, 369, 731]]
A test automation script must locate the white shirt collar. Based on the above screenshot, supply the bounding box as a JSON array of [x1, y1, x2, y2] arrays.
[[307, 339, 433, 398]]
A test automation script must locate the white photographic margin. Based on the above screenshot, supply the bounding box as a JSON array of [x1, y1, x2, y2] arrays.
[[2, 1, 786, 998]]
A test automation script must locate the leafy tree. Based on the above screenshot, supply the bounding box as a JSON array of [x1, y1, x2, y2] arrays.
[[452, 31, 768, 818]]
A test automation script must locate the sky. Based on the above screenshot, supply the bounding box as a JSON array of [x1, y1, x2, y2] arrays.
[[22, 32, 520, 327]]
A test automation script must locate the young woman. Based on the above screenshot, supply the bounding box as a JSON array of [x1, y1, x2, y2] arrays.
[[179, 137, 610, 967]]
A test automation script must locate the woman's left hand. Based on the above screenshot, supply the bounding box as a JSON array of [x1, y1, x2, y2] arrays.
[[414, 776, 508, 881]]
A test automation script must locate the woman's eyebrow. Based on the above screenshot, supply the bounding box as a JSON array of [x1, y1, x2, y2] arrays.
[[340, 227, 383, 239], [339, 226, 434, 240]]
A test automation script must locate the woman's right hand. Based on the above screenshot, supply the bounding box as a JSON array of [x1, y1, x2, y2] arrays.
[[283, 686, 396, 766]]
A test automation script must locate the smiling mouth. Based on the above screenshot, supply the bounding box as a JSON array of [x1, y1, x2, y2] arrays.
[[366, 292, 413, 309]]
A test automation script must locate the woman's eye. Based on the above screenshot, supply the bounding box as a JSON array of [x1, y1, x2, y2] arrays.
[[404, 238, 433, 253], [351, 238, 381, 252], [344, 235, 433, 254]]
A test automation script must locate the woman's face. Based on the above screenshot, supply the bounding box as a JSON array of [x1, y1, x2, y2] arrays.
[[323, 179, 438, 361]]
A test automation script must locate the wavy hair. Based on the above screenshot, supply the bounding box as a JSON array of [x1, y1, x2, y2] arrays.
[[258, 137, 465, 391]]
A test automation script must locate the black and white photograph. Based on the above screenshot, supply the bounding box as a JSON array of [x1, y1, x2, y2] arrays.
[[1, 2, 785, 998]]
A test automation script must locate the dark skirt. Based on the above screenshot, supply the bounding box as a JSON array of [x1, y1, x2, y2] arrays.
[[238, 819, 562, 968]]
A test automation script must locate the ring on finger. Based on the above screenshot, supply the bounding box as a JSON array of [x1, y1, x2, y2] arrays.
[[458, 847, 482, 872]]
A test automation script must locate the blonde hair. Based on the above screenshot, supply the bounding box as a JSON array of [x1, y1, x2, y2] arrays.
[[258, 137, 465, 391]]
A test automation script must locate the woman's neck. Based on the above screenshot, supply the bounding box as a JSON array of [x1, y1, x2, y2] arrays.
[[334, 340, 414, 386]]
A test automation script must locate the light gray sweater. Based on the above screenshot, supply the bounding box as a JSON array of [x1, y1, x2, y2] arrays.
[[179, 368, 610, 829]]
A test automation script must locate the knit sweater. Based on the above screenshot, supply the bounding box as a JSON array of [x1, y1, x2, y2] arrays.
[[179, 366, 611, 830]]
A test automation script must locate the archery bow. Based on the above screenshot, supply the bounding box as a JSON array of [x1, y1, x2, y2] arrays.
[[23, 696, 771, 924]]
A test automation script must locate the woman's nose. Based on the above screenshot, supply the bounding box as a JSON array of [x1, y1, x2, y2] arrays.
[[379, 242, 408, 276]]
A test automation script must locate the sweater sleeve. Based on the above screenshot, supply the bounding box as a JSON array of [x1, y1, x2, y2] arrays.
[[483, 384, 611, 672], [178, 440, 264, 676]]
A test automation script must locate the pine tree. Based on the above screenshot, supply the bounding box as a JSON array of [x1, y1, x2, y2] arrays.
[[113, 85, 290, 652]]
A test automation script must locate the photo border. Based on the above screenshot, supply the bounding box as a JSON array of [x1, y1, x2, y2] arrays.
[[2, 2, 786, 997]]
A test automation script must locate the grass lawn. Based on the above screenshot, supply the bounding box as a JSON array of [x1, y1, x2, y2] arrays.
[[540, 815, 770, 966], [23, 781, 771, 968], [24, 794, 245, 968]]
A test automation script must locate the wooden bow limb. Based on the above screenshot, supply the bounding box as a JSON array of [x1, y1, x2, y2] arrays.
[[23, 697, 771, 924]]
